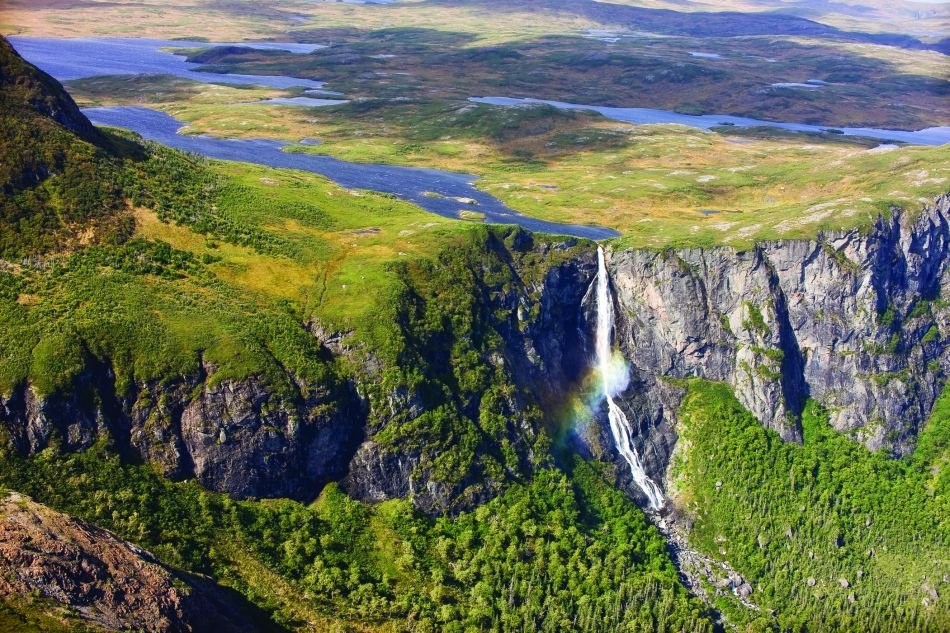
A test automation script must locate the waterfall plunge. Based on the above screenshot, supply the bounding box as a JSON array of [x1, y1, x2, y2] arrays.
[[593, 246, 665, 510]]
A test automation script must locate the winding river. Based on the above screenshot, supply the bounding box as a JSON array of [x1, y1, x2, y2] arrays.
[[9, 36, 948, 240], [83, 107, 619, 240], [11, 36, 616, 239]]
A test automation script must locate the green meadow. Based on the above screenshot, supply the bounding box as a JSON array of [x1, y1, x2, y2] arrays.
[[66, 76, 950, 249], [0, 135, 480, 397]]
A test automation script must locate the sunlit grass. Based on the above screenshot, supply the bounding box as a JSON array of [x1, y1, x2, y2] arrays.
[[0, 148, 475, 394], [68, 74, 282, 108], [108, 89, 950, 250], [0, 0, 282, 39], [135, 158, 468, 334]]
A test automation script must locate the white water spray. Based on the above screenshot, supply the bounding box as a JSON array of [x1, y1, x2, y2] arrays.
[[593, 246, 664, 510]]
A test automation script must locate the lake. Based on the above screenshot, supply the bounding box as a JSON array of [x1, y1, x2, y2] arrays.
[[8, 37, 328, 89], [470, 97, 950, 146]]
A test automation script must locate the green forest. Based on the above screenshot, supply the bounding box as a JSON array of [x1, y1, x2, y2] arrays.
[[2, 379, 946, 631], [673, 381, 950, 632], [0, 443, 712, 632]]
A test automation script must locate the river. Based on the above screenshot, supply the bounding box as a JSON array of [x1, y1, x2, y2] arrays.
[[10, 36, 946, 240], [9, 36, 616, 239], [84, 107, 619, 240]]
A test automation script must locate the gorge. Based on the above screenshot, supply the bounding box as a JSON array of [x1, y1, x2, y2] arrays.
[[0, 12, 947, 630], [4, 194, 948, 512]]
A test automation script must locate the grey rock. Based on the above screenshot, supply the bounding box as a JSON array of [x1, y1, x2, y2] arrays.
[[3, 194, 949, 516], [0, 357, 363, 503], [589, 195, 950, 498]]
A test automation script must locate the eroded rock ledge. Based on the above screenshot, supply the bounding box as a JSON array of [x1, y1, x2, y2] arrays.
[[2, 197, 948, 514]]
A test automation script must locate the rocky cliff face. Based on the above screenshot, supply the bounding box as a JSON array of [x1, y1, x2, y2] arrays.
[[0, 360, 363, 502], [0, 229, 597, 513], [0, 492, 267, 632], [593, 195, 950, 502], [2, 197, 947, 514]]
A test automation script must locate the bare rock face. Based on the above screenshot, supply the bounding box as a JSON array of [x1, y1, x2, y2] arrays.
[[0, 359, 364, 503], [0, 492, 264, 632], [596, 195, 950, 500], [173, 371, 363, 500]]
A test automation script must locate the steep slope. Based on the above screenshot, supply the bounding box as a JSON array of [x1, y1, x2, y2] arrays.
[[571, 195, 950, 629], [0, 35, 366, 504], [668, 381, 949, 631], [0, 492, 270, 632], [0, 444, 715, 631], [340, 228, 596, 513], [586, 194, 950, 503], [0, 36, 129, 257], [0, 36, 99, 142]]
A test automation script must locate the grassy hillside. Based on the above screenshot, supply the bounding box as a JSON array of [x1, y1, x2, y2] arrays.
[[0, 36, 131, 257], [571, 0, 950, 40], [0, 29, 466, 397]]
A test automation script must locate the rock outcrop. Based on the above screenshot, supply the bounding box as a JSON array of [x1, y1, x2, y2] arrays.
[[0, 360, 364, 502], [0, 492, 267, 632], [591, 195, 950, 502]]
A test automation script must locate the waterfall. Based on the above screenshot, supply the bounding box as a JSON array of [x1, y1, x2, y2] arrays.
[[593, 246, 665, 510]]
